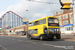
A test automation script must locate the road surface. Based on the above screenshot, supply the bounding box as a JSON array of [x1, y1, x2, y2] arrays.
[[0, 36, 75, 50]]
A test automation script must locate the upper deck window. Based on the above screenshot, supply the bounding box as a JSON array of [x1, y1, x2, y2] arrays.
[[32, 22, 34, 26], [29, 23, 32, 27], [39, 20, 42, 24], [43, 18, 46, 24], [34, 21, 39, 25]]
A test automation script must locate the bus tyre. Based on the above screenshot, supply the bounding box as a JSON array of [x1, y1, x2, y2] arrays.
[[40, 36, 44, 40], [57, 35, 61, 39], [50, 37, 53, 41]]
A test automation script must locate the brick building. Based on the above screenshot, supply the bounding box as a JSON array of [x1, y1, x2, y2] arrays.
[[53, 8, 74, 34], [6, 24, 27, 35]]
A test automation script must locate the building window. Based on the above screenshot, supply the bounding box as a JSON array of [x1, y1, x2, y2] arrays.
[[60, 16, 61, 19], [60, 21, 62, 24], [70, 14, 73, 17], [63, 20, 69, 24], [63, 15, 65, 19], [65, 27, 73, 31], [66, 14, 68, 18], [71, 20, 73, 24]]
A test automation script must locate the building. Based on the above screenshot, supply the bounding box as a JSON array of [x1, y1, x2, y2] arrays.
[[53, 8, 74, 34], [0, 11, 23, 29]]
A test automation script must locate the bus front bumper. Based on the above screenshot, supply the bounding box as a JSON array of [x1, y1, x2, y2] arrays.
[[41, 34, 61, 39]]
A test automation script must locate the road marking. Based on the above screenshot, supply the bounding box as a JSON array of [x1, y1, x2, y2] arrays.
[[43, 43, 74, 49], [32, 42, 36, 44], [12, 39, 15, 40], [26, 41, 36, 44], [43, 43, 56, 46], [8, 38, 10, 39], [26, 41, 31, 42], [17, 39, 23, 41], [0, 45, 8, 50]]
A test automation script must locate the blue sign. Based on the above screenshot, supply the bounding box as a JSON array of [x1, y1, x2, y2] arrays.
[[63, 24, 73, 26], [23, 22, 27, 24], [60, 24, 73, 27]]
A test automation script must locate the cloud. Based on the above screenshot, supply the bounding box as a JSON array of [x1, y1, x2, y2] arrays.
[[35, 13, 47, 18], [0, 11, 5, 18], [0, 0, 61, 21]]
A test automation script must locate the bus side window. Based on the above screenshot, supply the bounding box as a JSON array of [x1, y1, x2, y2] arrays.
[[43, 18, 46, 24], [32, 30, 34, 34], [32, 22, 34, 26], [29, 23, 32, 27], [39, 20, 42, 24], [34, 21, 39, 25], [29, 30, 32, 34], [34, 29, 38, 34]]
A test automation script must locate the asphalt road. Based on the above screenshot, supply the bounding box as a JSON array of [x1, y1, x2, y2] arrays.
[[0, 36, 75, 50]]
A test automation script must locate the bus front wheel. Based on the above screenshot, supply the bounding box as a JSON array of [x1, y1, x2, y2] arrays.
[[40, 36, 44, 40], [57, 35, 61, 39]]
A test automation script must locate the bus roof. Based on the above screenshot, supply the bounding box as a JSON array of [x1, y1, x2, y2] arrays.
[[29, 16, 58, 23]]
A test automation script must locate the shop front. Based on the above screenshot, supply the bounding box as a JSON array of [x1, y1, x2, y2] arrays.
[[60, 24, 73, 34]]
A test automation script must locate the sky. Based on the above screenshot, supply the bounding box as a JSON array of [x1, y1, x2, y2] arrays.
[[0, 0, 62, 21]]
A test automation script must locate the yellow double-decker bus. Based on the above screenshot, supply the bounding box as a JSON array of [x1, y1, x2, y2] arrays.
[[27, 16, 61, 40]]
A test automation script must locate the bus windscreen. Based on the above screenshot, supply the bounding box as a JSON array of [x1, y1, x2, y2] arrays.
[[48, 18, 59, 26]]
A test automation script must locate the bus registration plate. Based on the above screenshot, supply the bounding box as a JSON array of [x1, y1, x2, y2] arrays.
[[54, 36, 56, 37]]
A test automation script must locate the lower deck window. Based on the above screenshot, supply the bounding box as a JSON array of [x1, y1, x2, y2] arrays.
[[29, 29, 38, 34], [34, 29, 37, 34]]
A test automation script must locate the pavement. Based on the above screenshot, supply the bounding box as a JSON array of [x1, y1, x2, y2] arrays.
[[61, 34, 75, 41], [0, 36, 75, 50]]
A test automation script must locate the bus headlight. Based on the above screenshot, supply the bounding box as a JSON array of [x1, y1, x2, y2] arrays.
[[59, 31, 61, 33], [44, 28, 47, 34]]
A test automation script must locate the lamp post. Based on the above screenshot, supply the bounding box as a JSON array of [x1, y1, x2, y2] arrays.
[[59, 0, 72, 9], [72, 0, 75, 36], [22, 18, 28, 25], [26, 10, 28, 21], [5, 24, 9, 35]]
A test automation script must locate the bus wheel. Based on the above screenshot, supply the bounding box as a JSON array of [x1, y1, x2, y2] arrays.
[[50, 38, 53, 41], [57, 35, 61, 39], [40, 36, 44, 40]]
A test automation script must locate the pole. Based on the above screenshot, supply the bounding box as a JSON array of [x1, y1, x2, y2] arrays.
[[73, 0, 75, 36], [26, 10, 28, 21]]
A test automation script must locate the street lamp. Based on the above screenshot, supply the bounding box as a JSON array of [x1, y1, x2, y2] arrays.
[[22, 18, 28, 24], [5, 24, 8, 29], [59, 0, 72, 9]]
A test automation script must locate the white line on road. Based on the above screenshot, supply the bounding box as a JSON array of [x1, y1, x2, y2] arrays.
[[0, 45, 8, 50], [8, 38, 10, 39], [43, 43, 56, 46], [43, 43, 74, 49], [26, 41, 36, 44], [12, 39, 16, 40], [17, 39, 23, 41], [26, 41, 31, 42]]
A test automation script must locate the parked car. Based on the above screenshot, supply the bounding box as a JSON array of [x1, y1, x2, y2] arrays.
[[22, 32, 26, 36]]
